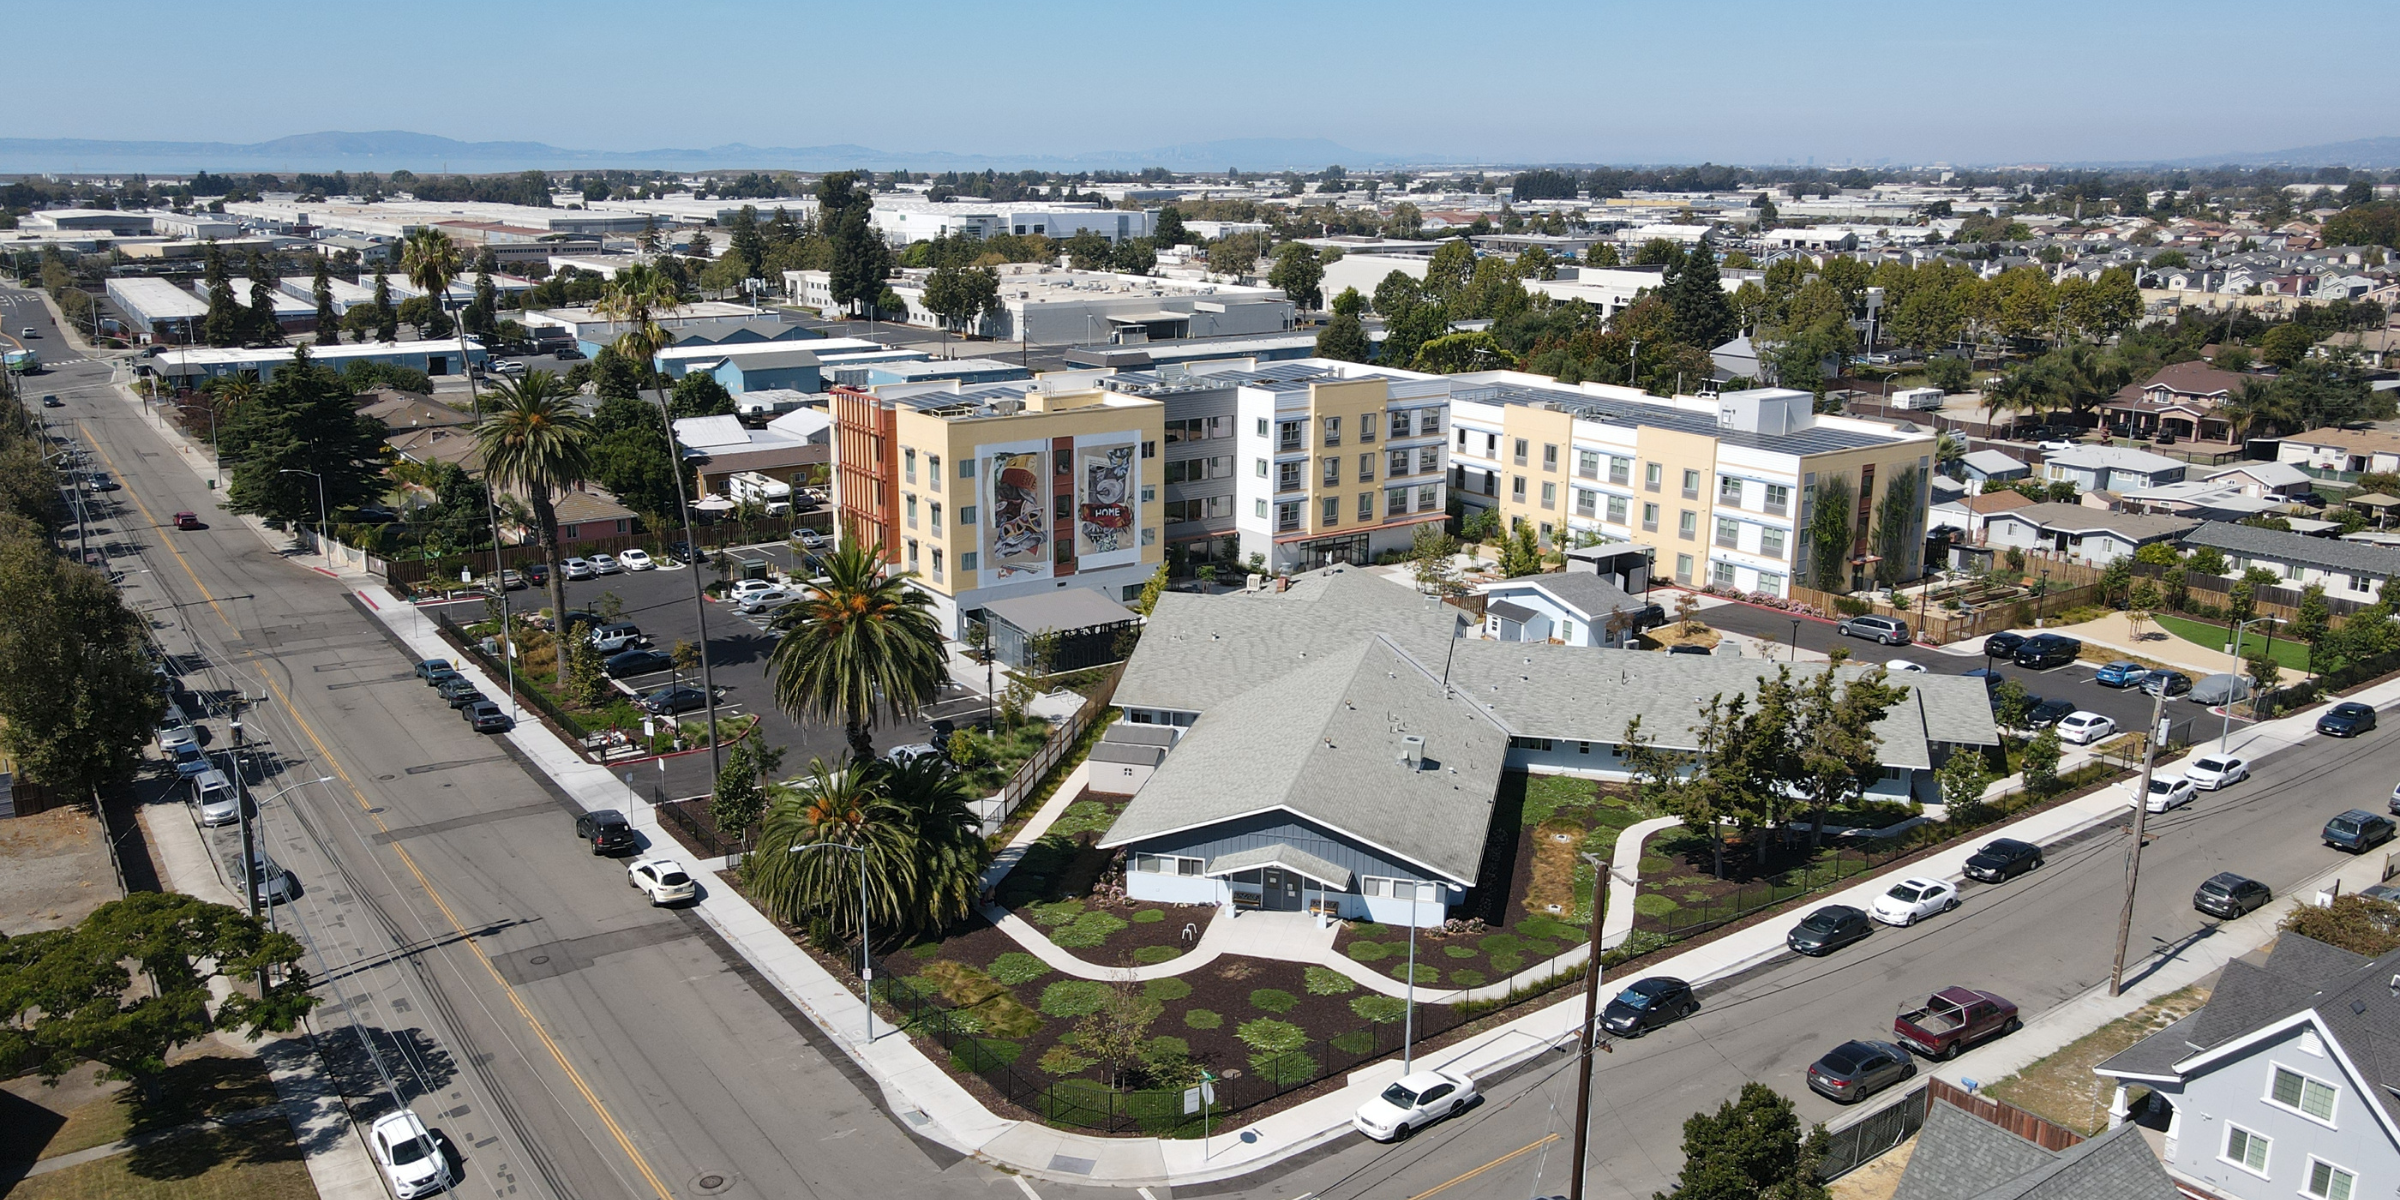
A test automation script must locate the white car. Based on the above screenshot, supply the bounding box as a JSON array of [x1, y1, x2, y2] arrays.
[[738, 587, 796, 614], [2185, 754, 2250, 791], [589, 552, 622, 575], [2036, 439, 2076, 453], [793, 528, 832, 551], [618, 549, 655, 571], [1884, 659, 1928, 674], [883, 742, 944, 767], [1869, 876, 1959, 926], [368, 1108, 452, 1199], [628, 857, 698, 906], [561, 556, 596, 580], [1352, 1068, 1478, 1142], [728, 578, 780, 601], [159, 722, 200, 754], [2140, 774, 2196, 813], [2055, 711, 2116, 745]]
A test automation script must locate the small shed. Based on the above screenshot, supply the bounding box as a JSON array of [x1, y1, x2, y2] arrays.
[[2349, 492, 2400, 528], [983, 589, 1141, 674]]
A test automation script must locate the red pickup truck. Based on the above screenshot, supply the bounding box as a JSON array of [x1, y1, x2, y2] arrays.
[[1895, 986, 2020, 1060]]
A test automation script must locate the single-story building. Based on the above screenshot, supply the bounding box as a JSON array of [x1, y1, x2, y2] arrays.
[[355, 386, 470, 431], [673, 412, 831, 503], [2203, 461, 2316, 500], [155, 339, 487, 388], [1983, 503, 2197, 565], [2042, 445, 2187, 494], [2279, 426, 2400, 476], [1956, 449, 2031, 484], [1930, 489, 2034, 540], [982, 588, 1140, 674], [2115, 480, 2281, 522], [549, 490, 638, 544], [2180, 521, 2400, 601], [1477, 571, 1641, 647]]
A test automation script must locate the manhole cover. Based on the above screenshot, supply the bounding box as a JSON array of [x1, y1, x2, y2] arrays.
[[377, 774, 395, 781], [691, 1171, 735, 1194], [528, 955, 550, 965]]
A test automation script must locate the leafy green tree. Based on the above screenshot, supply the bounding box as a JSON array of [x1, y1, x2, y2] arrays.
[[220, 346, 389, 529], [0, 893, 318, 1102], [1656, 1082, 1830, 1200], [1786, 664, 1907, 849], [1939, 747, 1995, 825], [1423, 240, 1475, 299], [2247, 652, 2282, 718], [1268, 243, 1324, 309], [589, 345, 646, 402], [1413, 330, 1514, 373], [768, 542, 947, 761], [1924, 355, 1973, 392], [414, 461, 492, 556], [312, 258, 340, 346], [1314, 313, 1370, 362], [2021, 727, 2063, 796], [1330, 286, 1366, 318], [2133, 541, 2182, 568], [1381, 301, 1450, 371], [819, 172, 893, 316], [1407, 523, 1463, 596], [1373, 270, 1424, 315], [711, 736, 779, 855], [2281, 894, 2400, 957], [1498, 520, 1544, 576], [669, 371, 736, 420], [0, 517, 165, 793], [921, 264, 1001, 339], [1152, 206, 1186, 245], [475, 371, 594, 685], [2291, 584, 2332, 672], [725, 204, 767, 281]]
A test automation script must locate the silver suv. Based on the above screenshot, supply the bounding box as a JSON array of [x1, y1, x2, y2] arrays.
[[1836, 615, 1911, 646]]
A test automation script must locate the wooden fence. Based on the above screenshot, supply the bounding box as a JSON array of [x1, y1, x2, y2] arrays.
[[1928, 1077, 2085, 1152], [985, 663, 1123, 836], [1787, 579, 2105, 645]]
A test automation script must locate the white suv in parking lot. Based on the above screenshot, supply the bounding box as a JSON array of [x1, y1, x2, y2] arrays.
[[2055, 711, 2117, 745]]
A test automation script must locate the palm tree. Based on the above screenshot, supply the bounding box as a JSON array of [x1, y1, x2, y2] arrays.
[[1983, 366, 2043, 435], [474, 371, 594, 685], [877, 756, 985, 931], [2224, 377, 2294, 442], [742, 759, 917, 943], [1934, 429, 1965, 471], [398, 228, 462, 340], [768, 542, 947, 762]]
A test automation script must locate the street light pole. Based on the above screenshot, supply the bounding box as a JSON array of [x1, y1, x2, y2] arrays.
[[1789, 617, 1802, 663], [790, 841, 874, 1040]]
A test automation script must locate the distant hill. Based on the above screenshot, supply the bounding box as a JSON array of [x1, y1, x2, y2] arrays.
[[0, 130, 1411, 175], [2163, 136, 2400, 169]]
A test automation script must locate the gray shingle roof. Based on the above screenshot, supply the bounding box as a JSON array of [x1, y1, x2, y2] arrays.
[[1895, 1099, 2178, 1200], [2183, 520, 2400, 580], [1484, 571, 1638, 621], [1989, 503, 2196, 542]]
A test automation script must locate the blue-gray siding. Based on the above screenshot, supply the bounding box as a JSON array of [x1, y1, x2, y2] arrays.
[[1127, 809, 1451, 888]]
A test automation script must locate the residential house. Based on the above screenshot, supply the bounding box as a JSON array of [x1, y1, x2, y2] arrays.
[[1891, 1097, 2176, 1200], [1957, 449, 2032, 484], [2115, 480, 2281, 523], [2096, 937, 2400, 1200], [2280, 427, 2400, 475], [549, 491, 638, 545], [1931, 488, 2035, 540], [2205, 461, 2318, 501], [673, 412, 832, 504], [354, 386, 469, 432], [1982, 503, 2197, 565], [1477, 571, 1641, 647], [2042, 446, 2187, 494], [2100, 361, 2255, 444], [2180, 521, 2400, 601]]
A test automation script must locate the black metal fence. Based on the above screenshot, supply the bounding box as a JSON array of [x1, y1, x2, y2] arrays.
[[1817, 1083, 1930, 1180], [654, 783, 740, 859], [430, 608, 594, 741], [1648, 837, 1927, 938]]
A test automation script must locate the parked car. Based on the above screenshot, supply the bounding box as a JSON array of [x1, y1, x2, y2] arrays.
[[604, 648, 677, 678], [641, 685, 709, 715], [2141, 670, 2193, 699], [618, 548, 655, 571], [1787, 905, 1874, 956], [444, 687, 489, 710], [2140, 774, 2196, 814], [1885, 659, 1928, 674], [464, 701, 513, 733], [1807, 1039, 1917, 1103], [2193, 872, 2272, 919], [2094, 661, 2152, 688], [1982, 631, 2027, 660], [2324, 809, 2396, 853], [2319, 702, 2379, 738], [562, 556, 596, 580], [1895, 987, 2020, 1061], [882, 742, 945, 767], [173, 510, 203, 530], [413, 658, 454, 683], [793, 528, 832, 552], [628, 857, 698, 905], [728, 578, 781, 601], [1667, 644, 1712, 656], [2036, 438, 2077, 453], [2013, 634, 2082, 670], [170, 740, 214, 777], [193, 768, 239, 827], [1600, 976, 1697, 1038], [1963, 837, 2043, 883], [159, 717, 200, 754], [435, 676, 482, 704], [2185, 754, 2250, 791], [41, 393, 61, 407], [368, 1109, 452, 1200], [1870, 877, 1960, 926], [1352, 1069, 1478, 1142], [589, 552, 622, 575], [86, 471, 119, 492], [586, 622, 644, 653], [738, 587, 797, 615], [1837, 615, 1911, 646], [525, 561, 549, 587], [2025, 697, 2076, 729], [575, 809, 638, 856], [2055, 712, 2117, 745], [488, 568, 527, 591], [224, 851, 298, 905]]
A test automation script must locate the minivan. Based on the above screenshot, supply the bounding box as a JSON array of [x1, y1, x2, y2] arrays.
[[193, 768, 239, 827], [1837, 615, 1911, 646], [586, 622, 644, 654]]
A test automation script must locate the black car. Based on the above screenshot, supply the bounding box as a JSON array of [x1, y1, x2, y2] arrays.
[[2324, 809, 2396, 853], [1983, 631, 2027, 660], [445, 686, 489, 710], [605, 648, 678, 678], [1787, 905, 1873, 956], [1668, 644, 1712, 655], [435, 675, 481, 703], [1963, 837, 2043, 883], [464, 700, 513, 732], [2025, 697, 2076, 729], [1633, 603, 1668, 632], [668, 540, 699, 562], [41, 394, 61, 407], [641, 685, 709, 715], [2141, 670, 2193, 699], [575, 809, 638, 856], [1807, 1039, 1917, 1104], [1600, 976, 1697, 1038], [524, 561, 549, 587], [423, 668, 464, 691], [2319, 702, 2379, 737], [2013, 634, 2082, 670], [2193, 872, 2272, 919]]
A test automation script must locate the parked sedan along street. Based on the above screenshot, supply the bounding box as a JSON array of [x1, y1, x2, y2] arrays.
[[2140, 774, 2196, 813], [1601, 976, 1698, 1038], [1870, 877, 1960, 926], [2324, 809, 2396, 853], [2184, 754, 2250, 790], [1963, 838, 2043, 883], [1352, 1069, 1478, 1142], [2194, 872, 2272, 919], [1787, 905, 1873, 956], [2319, 702, 2379, 737], [1807, 1039, 1916, 1103]]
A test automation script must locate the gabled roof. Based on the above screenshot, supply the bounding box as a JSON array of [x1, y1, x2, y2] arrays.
[[1896, 1090, 2178, 1199], [2183, 520, 2400, 579], [1988, 503, 2196, 543], [2138, 359, 2252, 401], [1959, 450, 2030, 476], [2041, 445, 2186, 474], [1478, 571, 1637, 621]]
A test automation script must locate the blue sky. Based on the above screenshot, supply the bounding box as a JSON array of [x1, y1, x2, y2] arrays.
[[16, 0, 2397, 165]]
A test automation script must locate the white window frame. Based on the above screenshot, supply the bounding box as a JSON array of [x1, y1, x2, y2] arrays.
[[2267, 1062, 2340, 1126], [2222, 1122, 2271, 1177], [2304, 1155, 2356, 1200]]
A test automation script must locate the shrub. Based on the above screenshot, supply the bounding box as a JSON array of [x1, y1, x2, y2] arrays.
[[1039, 980, 1112, 1018], [1250, 988, 1299, 1013], [1142, 1035, 1190, 1061], [1183, 1008, 1223, 1030], [952, 1038, 1023, 1072], [1443, 943, 1479, 959], [1028, 898, 1087, 927], [1143, 977, 1192, 1002], [1131, 944, 1180, 965], [1236, 1018, 1307, 1053], [1345, 940, 1394, 963], [987, 952, 1050, 986], [1038, 1044, 1095, 1075], [1391, 963, 1439, 985], [1303, 966, 1357, 995], [1050, 910, 1129, 949], [1633, 894, 1679, 918], [1331, 1029, 1376, 1055], [1131, 908, 1166, 924], [1351, 994, 1407, 1023], [1450, 968, 1489, 987]]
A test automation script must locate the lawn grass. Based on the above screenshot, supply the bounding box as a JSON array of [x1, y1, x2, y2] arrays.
[[7, 1121, 315, 1200], [2151, 613, 2313, 673], [1980, 982, 2210, 1135], [37, 1051, 281, 1161]]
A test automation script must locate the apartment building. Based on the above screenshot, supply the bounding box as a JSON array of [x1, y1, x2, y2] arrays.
[[1100, 359, 1452, 574], [830, 379, 1165, 636], [1448, 380, 1935, 596]]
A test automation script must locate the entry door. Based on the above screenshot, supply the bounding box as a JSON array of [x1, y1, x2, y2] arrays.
[[1260, 869, 1302, 911], [428, 356, 449, 376]]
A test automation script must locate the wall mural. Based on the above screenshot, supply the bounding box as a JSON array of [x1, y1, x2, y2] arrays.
[[1074, 436, 1138, 565], [983, 445, 1051, 582]]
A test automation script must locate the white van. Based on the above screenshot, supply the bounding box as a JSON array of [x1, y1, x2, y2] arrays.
[[193, 769, 239, 827], [1891, 387, 1945, 411]]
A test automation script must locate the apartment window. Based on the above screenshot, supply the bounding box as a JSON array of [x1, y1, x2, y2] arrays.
[[903, 448, 917, 484], [1764, 483, 1790, 516], [1484, 432, 1498, 455], [1681, 469, 1701, 499], [1542, 444, 1559, 471], [1645, 462, 1663, 492], [1609, 456, 1631, 486], [1675, 553, 1693, 584], [1713, 561, 1736, 588], [1716, 517, 1739, 548], [1760, 527, 1786, 559], [1759, 572, 1785, 593], [1607, 495, 1628, 524], [1278, 420, 1305, 450], [1141, 484, 1155, 503], [1392, 410, 1411, 439], [1360, 413, 1377, 442], [1322, 457, 1341, 486], [2271, 1065, 2339, 1123], [1256, 457, 1269, 478], [1257, 417, 1270, 437], [1321, 496, 1340, 525], [2223, 1125, 2270, 1175], [1483, 471, 1496, 496], [931, 502, 943, 534], [1541, 481, 1557, 509], [1388, 448, 1410, 478], [1577, 449, 1600, 479], [960, 504, 977, 526], [1679, 510, 1698, 540], [906, 538, 919, 571], [1513, 437, 1529, 466], [1142, 527, 1156, 546], [959, 457, 975, 480], [1358, 492, 1374, 521], [1642, 502, 1659, 532], [1278, 462, 1303, 491], [1575, 488, 1598, 517], [1418, 447, 1440, 475], [1141, 440, 1156, 459], [1539, 522, 1554, 543], [1456, 427, 1468, 450], [1420, 410, 1441, 435], [927, 455, 941, 491], [2351, 574, 2369, 591], [1255, 498, 1269, 518], [961, 551, 978, 571], [1718, 475, 1742, 506], [1416, 484, 1438, 512], [931, 548, 943, 582], [1359, 453, 1375, 482], [905, 494, 918, 529], [1324, 416, 1342, 446], [2305, 1159, 2356, 1200], [1387, 487, 1409, 516], [1511, 475, 1527, 501]]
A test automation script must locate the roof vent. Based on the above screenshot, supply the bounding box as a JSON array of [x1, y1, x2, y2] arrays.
[[1400, 735, 1425, 768], [2356, 999, 2371, 1016]]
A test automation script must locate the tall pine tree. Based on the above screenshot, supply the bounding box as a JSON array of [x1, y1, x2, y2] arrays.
[[312, 259, 341, 346], [371, 267, 398, 341], [201, 241, 244, 347], [1663, 240, 1737, 352], [246, 249, 285, 345]]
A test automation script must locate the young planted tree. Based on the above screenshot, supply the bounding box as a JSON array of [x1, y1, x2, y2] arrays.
[[767, 542, 947, 762], [1786, 664, 1908, 850]]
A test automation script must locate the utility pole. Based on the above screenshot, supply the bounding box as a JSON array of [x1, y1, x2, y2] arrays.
[[2109, 681, 2172, 997], [1568, 852, 1614, 1200], [231, 710, 258, 919]]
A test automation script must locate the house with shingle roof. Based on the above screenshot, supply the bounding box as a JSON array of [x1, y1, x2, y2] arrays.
[[2180, 521, 2400, 601], [1982, 503, 2196, 565], [2095, 937, 2400, 1200], [1891, 1098, 2175, 1200], [2101, 361, 2257, 444]]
